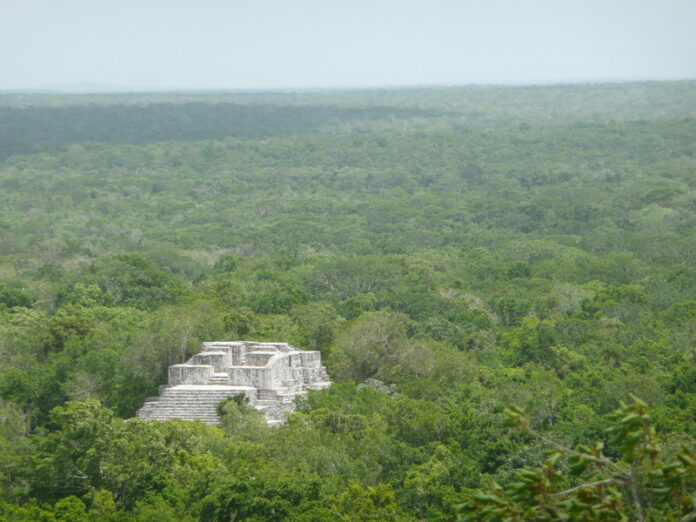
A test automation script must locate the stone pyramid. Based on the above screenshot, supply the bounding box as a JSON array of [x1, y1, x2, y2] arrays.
[[136, 341, 331, 426]]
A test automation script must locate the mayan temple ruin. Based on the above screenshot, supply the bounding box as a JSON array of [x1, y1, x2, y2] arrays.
[[136, 341, 331, 426]]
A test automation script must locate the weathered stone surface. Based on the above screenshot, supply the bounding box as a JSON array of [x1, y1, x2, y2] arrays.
[[136, 341, 331, 426]]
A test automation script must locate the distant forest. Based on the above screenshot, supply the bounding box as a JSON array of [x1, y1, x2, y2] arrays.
[[0, 81, 694, 520]]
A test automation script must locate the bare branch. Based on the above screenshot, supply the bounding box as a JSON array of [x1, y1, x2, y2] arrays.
[[529, 428, 624, 472], [629, 463, 644, 522], [552, 478, 618, 497]]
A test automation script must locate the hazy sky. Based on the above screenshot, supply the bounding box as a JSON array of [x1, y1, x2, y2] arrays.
[[2, 0, 696, 90]]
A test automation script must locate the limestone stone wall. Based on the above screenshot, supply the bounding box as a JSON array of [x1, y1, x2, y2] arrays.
[[168, 364, 212, 385]]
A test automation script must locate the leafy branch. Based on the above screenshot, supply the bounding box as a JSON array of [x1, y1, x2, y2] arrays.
[[458, 397, 696, 521]]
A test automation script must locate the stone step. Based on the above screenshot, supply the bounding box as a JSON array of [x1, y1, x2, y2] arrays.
[[159, 394, 238, 398], [143, 412, 220, 416], [135, 385, 250, 426], [141, 410, 217, 414], [142, 412, 220, 421]]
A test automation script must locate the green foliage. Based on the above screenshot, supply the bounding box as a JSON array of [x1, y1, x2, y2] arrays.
[[53, 496, 88, 521], [334, 311, 432, 382], [0, 283, 35, 309], [0, 82, 695, 520], [459, 399, 696, 521], [223, 306, 255, 337], [290, 302, 343, 351], [216, 395, 269, 440], [81, 254, 185, 309], [213, 254, 238, 273], [330, 481, 405, 521]]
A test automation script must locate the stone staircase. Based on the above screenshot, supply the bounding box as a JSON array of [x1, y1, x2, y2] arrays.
[[136, 385, 254, 425], [253, 387, 305, 426], [209, 373, 229, 385]]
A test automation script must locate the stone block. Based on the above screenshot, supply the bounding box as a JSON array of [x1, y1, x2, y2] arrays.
[[168, 364, 212, 385], [190, 352, 229, 371]]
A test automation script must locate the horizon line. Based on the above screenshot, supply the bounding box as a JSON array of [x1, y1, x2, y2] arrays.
[[2, 76, 696, 96]]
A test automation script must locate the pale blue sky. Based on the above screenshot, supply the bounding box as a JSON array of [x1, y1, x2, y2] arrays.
[[2, 0, 695, 90]]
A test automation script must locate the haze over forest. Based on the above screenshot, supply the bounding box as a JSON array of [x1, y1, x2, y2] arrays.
[[2, 0, 696, 91]]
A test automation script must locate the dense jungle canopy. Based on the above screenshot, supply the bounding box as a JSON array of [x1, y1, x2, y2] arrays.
[[0, 81, 695, 520]]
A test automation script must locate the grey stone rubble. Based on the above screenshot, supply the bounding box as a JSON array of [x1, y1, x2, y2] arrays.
[[136, 341, 331, 426]]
